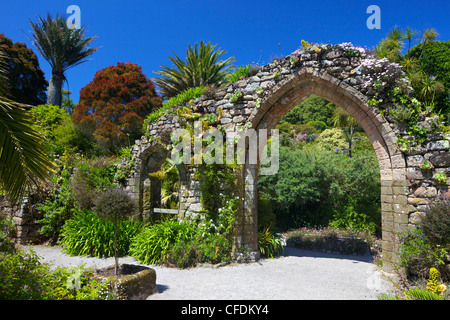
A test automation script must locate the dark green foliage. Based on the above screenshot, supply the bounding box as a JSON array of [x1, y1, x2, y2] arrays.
[[258, 227, 284, 258], [409, 41, 450, 118], [129, 218, 196, 265], [94, 188, 136, 223], [37, 165, 80, 242], [421, 198, 450, 248], [280, 95, 337, 125], [0, 33, 47, 106], [69, 157, 117, 210], [60, 210, 142, 258], [0, 248, 123, 299], [258, 147, 381, 234], [129, 217, 233, 267], [257, 196, 276, 231], [398, 228, 449, 281], [0, 213, 15, 252]]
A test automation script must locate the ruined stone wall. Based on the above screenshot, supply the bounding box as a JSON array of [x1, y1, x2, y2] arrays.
[[129, 43, 449, 269]]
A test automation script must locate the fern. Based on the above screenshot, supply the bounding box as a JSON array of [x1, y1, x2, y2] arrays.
[[404, 287, 444, 300]]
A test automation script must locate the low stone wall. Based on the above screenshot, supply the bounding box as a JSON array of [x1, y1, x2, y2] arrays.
[[0, 196, 42, 244]]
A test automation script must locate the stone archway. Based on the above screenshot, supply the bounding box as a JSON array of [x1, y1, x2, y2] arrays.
[[240, 69, 407, 272], [128, 43, 449, 272]]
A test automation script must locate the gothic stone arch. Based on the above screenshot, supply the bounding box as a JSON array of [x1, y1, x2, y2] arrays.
[[127, 44, 449, 272]]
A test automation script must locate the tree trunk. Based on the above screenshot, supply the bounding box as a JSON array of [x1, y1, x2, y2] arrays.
[[47, 74, 62, 107]]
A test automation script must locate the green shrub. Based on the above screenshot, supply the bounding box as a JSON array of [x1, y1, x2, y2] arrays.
[[0, 248, 123, 300], [258, 227, 284, 258], [258, 147, 381, 233], [37, 166, 80, 242], [142, 86, 207, 129], [257, 196, 276, 231], [0, 213, 15, 252], [227, 65, 254, 83], [60, 210, 143, 258], [129, 215, 234, 267], [398, 228, 449, 280], [165, 232, 232, 268], [30, 104, 90, 155], [421, 198, 450, 248], [129, 218, 197, 265], [94, 188, 136, 223], [69, 157, 117, 210]]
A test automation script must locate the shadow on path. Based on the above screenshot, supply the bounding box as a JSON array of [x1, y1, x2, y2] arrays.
[[281, 246, 375, 263]]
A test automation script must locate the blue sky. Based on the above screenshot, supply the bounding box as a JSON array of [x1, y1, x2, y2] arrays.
[[1, 0, 449, 103]]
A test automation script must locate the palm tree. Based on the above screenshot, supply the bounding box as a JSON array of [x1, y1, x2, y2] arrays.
[[0, 51, 54, 201], [153, 41, 235, 99], [330, 107, 358, 158], [419, 28, 438, 58], [404, 27, 419, 55], [28, 13, 98, 107]]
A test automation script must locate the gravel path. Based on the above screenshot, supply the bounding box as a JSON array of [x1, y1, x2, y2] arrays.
[[20, 245, 394, 300]]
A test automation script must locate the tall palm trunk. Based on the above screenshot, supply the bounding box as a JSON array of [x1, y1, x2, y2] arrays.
[[47, 74, 62, 106]]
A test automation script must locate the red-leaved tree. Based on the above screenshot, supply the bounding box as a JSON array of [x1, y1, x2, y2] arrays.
[[72, 62, 162, 153]]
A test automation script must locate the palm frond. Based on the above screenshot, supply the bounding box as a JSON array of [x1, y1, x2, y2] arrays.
[[153, 41, 235, 98], [28, 13, 98, 77], [0, 51, 54, 201]]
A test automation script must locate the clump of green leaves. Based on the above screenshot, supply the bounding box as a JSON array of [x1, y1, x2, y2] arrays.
[[227, 65, 254, 83], [433, 172, 448, 184], [69, 157, 117, 210], [60, 210, 142, 258], [0, 248, 124, 299], [129, 217, 197, 265], [142, 86, 207, 130], [258, 227, 284, 258], [229, 90, 242, 102]]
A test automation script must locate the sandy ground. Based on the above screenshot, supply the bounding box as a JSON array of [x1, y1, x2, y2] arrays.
[[20, 244, 395, 300]]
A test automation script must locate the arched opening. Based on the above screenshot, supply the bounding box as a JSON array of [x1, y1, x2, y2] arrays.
[[257, 95, 382, 236], [127, 140, 189, 221], [239, 70, 407, 272]]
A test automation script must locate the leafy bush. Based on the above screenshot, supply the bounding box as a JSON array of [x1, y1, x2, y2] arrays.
[[30, 104, 90, 155], [94, 189, 136, 223], [421, 198, 450, 247], [37, 165, 80, 242], [257, 196, 277, 231], [227, 65, 254, 83], [0, 248, 123, 299], [94, 188, 137, 274], [258, 228, 284, 258], [69, 157, 117, 210], [72, 62, 162, 154], [0, 213, 15, 252], [280, 95, 337, 125], [258, 147, 381, 233], [143, 86, 207, 129], [129, 218, 197, 265], [60, 210, 142, 258], [129, 214, 235, 268], [398, 228, 449, 280]]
